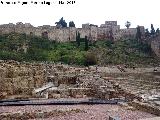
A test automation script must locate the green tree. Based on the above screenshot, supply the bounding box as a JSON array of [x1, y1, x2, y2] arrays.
[[156, 28, 159, 36], [76, 32, 80, 47], [145, 28, 150, 38], [69, 21, 75, 27], [55, 17, 67, 28], [84, 36, 89, 51], [84, 52, 97, 66], [109, 30, 114, 40], [125, 21, 131, 29], [150, 24, 155, 36], [136, 26, 142, 41]]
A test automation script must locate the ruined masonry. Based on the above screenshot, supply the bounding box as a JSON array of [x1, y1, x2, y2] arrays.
[[0, 60, 139, 101]]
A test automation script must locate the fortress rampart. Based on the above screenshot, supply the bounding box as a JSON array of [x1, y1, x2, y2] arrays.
[[0, 21, 159, 58], [0, 21, 145, 42]]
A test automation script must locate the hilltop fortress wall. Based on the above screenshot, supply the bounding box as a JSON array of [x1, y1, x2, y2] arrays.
[[0, 21, 145, 42], [0, 21, 159, 57]]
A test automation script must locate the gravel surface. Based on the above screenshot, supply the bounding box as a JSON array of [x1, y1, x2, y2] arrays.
[[0, 104, 156, 120]]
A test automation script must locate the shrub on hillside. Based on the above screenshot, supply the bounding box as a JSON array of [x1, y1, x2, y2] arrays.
[[84, 52, 97, 66]]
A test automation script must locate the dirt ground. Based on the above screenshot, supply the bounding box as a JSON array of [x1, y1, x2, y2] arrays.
[[0, 104, 156, 120]]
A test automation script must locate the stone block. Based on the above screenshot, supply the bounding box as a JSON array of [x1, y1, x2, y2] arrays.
[[109, 116, 121, 120]]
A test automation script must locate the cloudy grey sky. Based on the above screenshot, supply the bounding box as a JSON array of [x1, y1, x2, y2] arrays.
[[0, 0, 160, 29]]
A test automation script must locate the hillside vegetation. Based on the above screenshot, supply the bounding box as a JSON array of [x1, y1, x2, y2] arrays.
[[0, 33, 159, 67]]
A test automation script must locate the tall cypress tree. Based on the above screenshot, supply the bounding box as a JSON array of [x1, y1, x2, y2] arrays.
[[145, 29, 150, 38], [156, 28, 159, 36], [55, 17, 67, 28], [76, 32, 80, 47], [69, 21, 75, 27], [150, 24, 155, 36], [136, 26, 142, 41], [85, 36, 89, 51]]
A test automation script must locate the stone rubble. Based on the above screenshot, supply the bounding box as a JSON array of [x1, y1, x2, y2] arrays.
[[0, 60, 131, 100]]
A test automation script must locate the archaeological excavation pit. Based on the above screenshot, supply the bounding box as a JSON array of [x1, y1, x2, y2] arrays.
[[0, 60, 160, 120]]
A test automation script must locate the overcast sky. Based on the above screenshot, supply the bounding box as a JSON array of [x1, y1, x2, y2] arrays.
[[0, 0, 160, 29]]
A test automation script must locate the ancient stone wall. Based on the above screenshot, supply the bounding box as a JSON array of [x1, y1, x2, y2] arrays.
[[77, 28, 90, 39], [0, 61, 46, 98], [0, 21, 145, 42], [151, 35, 160, 58], [90, 26, 98, 41], [120, 28, 137, 38], [0, 23, 15, 34], [0, 23, 77, 42], [97, 27, 110, 40]]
